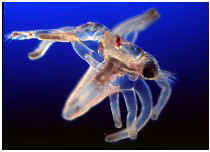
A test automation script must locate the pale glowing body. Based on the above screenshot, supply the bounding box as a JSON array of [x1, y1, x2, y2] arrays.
[[9, 8, 175, 142]]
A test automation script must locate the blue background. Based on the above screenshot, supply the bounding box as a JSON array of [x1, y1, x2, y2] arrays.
[[3, 2, 209, 149]]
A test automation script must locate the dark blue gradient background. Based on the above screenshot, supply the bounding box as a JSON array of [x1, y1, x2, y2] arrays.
[[3, 2, 209, 150]]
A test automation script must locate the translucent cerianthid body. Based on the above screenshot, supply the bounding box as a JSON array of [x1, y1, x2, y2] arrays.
[[9, 8, 175, 142]]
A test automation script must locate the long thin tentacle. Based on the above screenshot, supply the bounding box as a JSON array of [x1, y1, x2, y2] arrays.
[[105, 88, 138, 143], [72, 41, 103, 68], [122, 89, 138, 139], [105, 79, 153, 143], [112, 8, 159, 43], [109, 93, 122, 128], [28, 40, 54, 60], [108, 75, 136, 130], [135, 79, 153, 132], [151, 79, 172, 120]]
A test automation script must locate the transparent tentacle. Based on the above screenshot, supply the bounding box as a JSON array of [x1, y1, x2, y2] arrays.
[[9, 29, 65, 41], [112, 8, 159, 43], [109, 93, 122, 128], [72, 41, 102, 67], [122, 89, 138, 139], [105, 88, 138, 143], [105, 79, 153, 143], [108, 75, 136, 131], [28, 40, 54, 60], [135, 79, 153, 132], [9, 22, 108, 43], [151, 70, 175, 120], [105, 128, 129, 143]]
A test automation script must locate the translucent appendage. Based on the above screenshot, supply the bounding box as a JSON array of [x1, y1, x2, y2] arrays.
[[152, 79, 172, 120], [72, 41, 103, 68], [62, 66, 120, 121], [109, 93, 122, 128], [122, 89, 138, 139], [134, 79, 153, 132], [112, 8, 159, 43], [105, 79, 153, 143], [105, 128, 128, 143], [28, 40, 54, 60]]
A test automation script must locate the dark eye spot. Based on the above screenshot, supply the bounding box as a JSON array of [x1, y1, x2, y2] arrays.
[[142, 60, 158, 79]]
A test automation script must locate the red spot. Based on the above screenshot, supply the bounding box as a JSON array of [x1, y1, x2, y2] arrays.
[[115, 36, 121, 47]]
